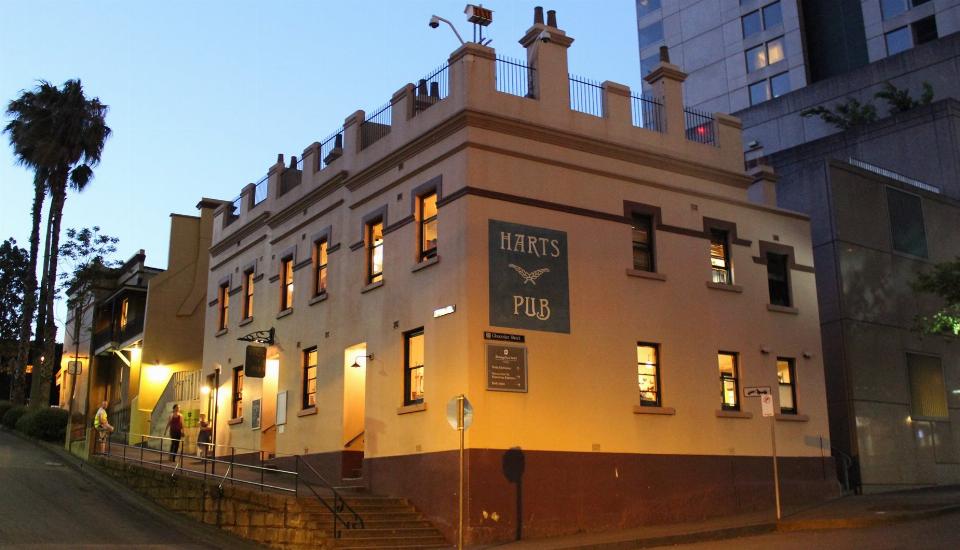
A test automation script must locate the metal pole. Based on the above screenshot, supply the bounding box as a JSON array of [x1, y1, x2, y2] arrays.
[[771, 416, 781, 520], [458, 394, 465, 550]]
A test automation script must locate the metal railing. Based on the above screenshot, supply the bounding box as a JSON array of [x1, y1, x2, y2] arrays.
[[253, 175, 268, 204], [632, 94, 665, 133], [496, 56, 535, 98], [684, 106, 717, 146], [847, 157, 940, 194], [569, 74, 604, 117], [413, 63, 449, 117], [360, 101, 393, 150], [319, 127, 345, 169], [95, 431, 365, 539]]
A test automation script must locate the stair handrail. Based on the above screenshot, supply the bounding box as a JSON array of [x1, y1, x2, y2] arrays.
[[296, 455, 365, 538], [344, 430, 364, 448]]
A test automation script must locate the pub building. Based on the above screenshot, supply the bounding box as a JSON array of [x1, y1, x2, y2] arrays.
[[199, 9, 837, 544]]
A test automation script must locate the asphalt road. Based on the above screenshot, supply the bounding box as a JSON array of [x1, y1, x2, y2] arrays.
[[663, 511, 960, 549], [0, 429, 245, 549]]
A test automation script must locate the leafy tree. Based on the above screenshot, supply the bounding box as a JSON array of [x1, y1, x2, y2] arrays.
[[913, 258, 960, 336], [874, 81, 934, 114], [801, 98, 877, 130], [0, 239, 29, 341], [3, 80, 112, 407]]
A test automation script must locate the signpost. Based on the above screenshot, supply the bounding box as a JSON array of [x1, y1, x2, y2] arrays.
[[447, 395, 473, 550], [744, 386, 781, 520]]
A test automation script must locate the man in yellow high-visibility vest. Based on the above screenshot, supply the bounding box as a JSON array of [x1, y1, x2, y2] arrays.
[[93, 400, 114, 454]]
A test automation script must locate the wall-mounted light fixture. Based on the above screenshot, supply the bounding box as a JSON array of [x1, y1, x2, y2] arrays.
[[433, 305, 456, 318], [350, 354, 374, 369], [760, 346, 771, 355]]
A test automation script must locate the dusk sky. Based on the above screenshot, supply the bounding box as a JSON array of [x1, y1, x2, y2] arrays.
[[1, 0, 641, 332]]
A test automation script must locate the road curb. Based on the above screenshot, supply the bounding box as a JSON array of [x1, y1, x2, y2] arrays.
[[777, 503, 960, 532], [0, 428, 264, 550]]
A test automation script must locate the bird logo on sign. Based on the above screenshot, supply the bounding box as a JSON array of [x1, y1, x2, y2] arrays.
[[508, 264, 550, 285]]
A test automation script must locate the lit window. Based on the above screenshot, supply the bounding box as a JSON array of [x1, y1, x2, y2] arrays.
[[749, 80, 769, 105], [886, 187, 927, 257], [404, 329, 425, 405], [777, 358, 796, 414], [637, 343, 661, 407], [709, 229, 732, 284], [243, 271, 254, 320], [746, 43, 767, 72], [718, 352, 739, 410], [766, 253, 791, 307], [303, 347, 317, 409], [770, 72, 790, 98], [367, 220, 384, 284], [280, 257, 294, 310], [907, 353, 948, 419], [314, 239, 328, 296], [762, 1, 782, 29], [232, 366, 243, 419], [885, 26, 911, 56], [766, 36, 785, 65], [419, 192, 438, 261], [119, 298, 130, 331], [742, 10, 761, 38], [631, 214, 655, 272], [218, 283, 229, 330]]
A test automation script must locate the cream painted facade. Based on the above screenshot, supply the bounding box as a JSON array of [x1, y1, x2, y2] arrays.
[[201, 14, 835, 544]]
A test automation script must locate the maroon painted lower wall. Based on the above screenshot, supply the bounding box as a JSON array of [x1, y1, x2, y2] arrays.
[[366, 448, 839, 545]]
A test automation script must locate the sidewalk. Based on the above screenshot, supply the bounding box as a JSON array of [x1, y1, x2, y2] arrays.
[[487, 486, 960, 549]]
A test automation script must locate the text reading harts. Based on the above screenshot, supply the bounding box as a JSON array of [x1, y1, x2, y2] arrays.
[[499, 231, 561, 257]]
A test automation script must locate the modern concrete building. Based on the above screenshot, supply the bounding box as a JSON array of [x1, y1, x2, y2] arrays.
[[62, 203, 218, 457], [200, 9, 836, 544], [636, 0, 960, 113], [766, 99, 960, 491]]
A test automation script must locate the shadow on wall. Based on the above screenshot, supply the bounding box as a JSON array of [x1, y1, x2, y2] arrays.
[[502, 447, 525, 541]]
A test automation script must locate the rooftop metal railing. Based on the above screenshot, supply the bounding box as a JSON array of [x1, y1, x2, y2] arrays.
[[319, 127, 345, 169], [632, 94, 665, 133], [848, 157, 940, 194], [413, 63, 449, 117], [684, 106, 717, 146], [568, 74, 604, 117], [360, 100, 393, 150], [253, 174, 269, 205], [496, 56, 535, 98]]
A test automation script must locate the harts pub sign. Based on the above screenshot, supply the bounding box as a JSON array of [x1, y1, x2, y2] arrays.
[[488, 219, 570, 333]]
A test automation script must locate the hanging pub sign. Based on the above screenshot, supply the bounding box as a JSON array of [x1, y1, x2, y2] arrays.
[[488, 219, 570, 333], [245, 345, 267, 378]]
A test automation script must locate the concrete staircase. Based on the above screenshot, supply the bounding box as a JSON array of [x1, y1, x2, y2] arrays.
[[300, 494, 449, 549]]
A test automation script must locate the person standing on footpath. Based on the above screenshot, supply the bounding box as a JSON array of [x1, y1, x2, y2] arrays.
[[93, 400, 114, 454], [164, 404, 184, 461]]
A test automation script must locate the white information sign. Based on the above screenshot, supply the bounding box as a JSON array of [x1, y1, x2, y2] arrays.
[[761, 393, 775, 417]]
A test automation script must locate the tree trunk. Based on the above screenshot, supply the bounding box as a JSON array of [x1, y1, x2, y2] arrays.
[[34, 213, 54, 346], [11, 177, 46, 405], [30, 184, 66, 408]]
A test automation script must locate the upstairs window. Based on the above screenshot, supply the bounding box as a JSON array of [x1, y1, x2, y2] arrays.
[[885, 26, 911, 56], [303, 347, 318, 409], [709, 229, 732, 284], [762, 1, 782, 29], [120, 298, 129, 331], [232, 366, 244, 419], [314, 239, 328, 296], [746, 36, 785, 72], [913, 16, 938, 46], [404, 329, 425, 405], [777, 358, 797, 414], [242, 271, 254, 320], [886, 187, 927, 257], [638, 21, 664, 50], [766, 252, 791, 307], [742, 10, 761, 38], [419, 192, 438, 261], [631, 214, 655, 272], [280, 257, 294, 310], [637, 343, 661, 407], [907, 353, 948, 420], [718, 352, 740, 410], [367, 220, 384, 284], [218, 283, 229, 330], [636, 0, 661, 17]]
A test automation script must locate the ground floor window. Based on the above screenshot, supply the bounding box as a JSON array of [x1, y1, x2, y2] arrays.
[[718, 352, 739, 410], [637, 343, 661, 407], [232, 366, 244, 418], [303, 347, 317, 409], [777, 357, 796, 414], [404, 329, 424, 405]]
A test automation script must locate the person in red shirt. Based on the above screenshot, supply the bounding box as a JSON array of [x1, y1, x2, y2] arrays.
[[164, 404, 184, 461]]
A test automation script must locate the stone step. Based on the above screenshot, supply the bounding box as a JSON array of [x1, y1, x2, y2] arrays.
[[339, 527, 446, 539], [359, 519, 435, 529], [333, 535, 450, 549], [302, 509, 423, 524]]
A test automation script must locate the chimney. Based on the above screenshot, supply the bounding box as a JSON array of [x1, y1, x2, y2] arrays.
[[547, 9, 557, 27], [520, 7, 574, 107], [534, 6, 544, 24]]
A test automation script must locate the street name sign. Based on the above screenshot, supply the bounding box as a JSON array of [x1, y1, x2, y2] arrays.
[[743, 386, 771, 397]]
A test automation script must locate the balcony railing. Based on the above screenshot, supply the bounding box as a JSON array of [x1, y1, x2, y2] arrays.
[[496, 56, 535, 98], [413, 63, 449, 117], [632, 94, 665, 133], [360, 101, 393, 150], [684, 106, 716, 146], [569, 74, 604, 117]]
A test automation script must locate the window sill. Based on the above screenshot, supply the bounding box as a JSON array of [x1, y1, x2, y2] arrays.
[[215, 328, 228, 337], [411, 255, 440, 272], [361, 280, 384, 294], [277, 307, 294, 319], [297, 407, 318, 417], [706, 281, 743, 293], [228, 417, 243, 426], [767, 304, 799, 315], [238, 317, 254, 327], [633, 405, 676, 415], [397, 402, 427, 415], [776, 413, 809, 422], [715, 409, 753, 419], [626, 268, 667, 281], [309, 293, 328, 306]]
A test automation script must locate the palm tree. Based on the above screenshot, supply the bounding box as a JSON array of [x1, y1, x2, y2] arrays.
[[4, 80, 111, 407]]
